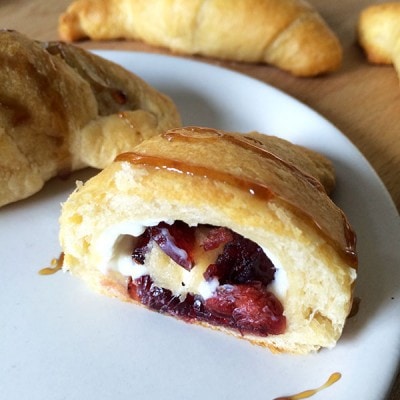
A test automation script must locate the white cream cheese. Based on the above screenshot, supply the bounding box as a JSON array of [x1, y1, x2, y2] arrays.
[[93, 220, 288, 301], [93, 219, 171, 275], [264, 249, 288, 302]]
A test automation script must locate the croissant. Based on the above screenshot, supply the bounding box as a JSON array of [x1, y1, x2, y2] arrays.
[[59, 126, 357, 354], [0, 30, 180, 208], [59, 0, 342, 77], [358, 2, 400, 77]]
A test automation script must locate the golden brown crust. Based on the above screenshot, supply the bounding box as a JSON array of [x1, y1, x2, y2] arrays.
[[59, 0, 342, 77], [60, 126, 357, 354], [358, 2, 400, 70], [0, 30, 181, 207], [247, 131, 336, 194]]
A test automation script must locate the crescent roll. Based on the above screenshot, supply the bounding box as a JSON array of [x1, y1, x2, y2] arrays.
[[59, 127, 357, 354], [358, 2, 400, 87], [358, 2, 400, 66], [0, 30, 180, 207], [58, 0, 342, 77]]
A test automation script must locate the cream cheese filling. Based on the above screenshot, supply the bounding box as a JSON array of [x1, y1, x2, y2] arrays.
[[93, 220, 288, 301]]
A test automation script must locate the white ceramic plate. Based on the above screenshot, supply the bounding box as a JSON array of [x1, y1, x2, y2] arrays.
[[1, 51, 399, 400]]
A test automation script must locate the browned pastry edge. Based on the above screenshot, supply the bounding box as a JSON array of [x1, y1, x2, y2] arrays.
[[0, 30, 181, 207]]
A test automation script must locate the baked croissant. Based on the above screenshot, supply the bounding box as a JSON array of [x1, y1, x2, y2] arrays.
[[59, 0, 342, 77], [0, 30, 180, 208], [358, 2, 400, 77], [59, 126, 357, 354]]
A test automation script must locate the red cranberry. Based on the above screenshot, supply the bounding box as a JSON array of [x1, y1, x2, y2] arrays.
[[203, 231, 275, 286], [132, 221, 195, 270], [201, 227, 234, 251], [205, 284, 286, 335]]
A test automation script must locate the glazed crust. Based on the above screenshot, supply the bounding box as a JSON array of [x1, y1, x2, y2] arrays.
[[58, 0, 342, 77], [59, 127, 357, 354], [0, 30, 181, 207], [358, 2, 400, 75], [247, 131, 336, 195]]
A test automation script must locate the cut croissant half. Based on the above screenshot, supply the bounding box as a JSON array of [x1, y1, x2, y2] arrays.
[[59, 127, 357, 354], [59, 0, 342, 76]]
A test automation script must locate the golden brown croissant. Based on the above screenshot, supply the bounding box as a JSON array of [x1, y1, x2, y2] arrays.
[[0, 30, 180, 208], [358, 2, 400, 77], [59, 0, 342, 77], [59, 126, 357, 354]]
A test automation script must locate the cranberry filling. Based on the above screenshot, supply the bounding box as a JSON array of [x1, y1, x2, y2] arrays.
[[203, 229, 275, 286], [129, 221, 286, 336], [133, 221, 195, 270]]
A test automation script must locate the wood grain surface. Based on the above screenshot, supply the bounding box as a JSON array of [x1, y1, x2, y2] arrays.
[[1, 0, 399, 398]]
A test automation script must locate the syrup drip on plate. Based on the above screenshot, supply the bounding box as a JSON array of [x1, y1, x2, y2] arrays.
[[348, 296, 361, 318], [39, 253, 64, 275], [273, 372, 341, 400]]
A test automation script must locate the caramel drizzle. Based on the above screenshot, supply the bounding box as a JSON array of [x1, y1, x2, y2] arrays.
[[116, 128, 357, 266], [164, 127, 326, 193], [273, 372, 342, 400], [39, 253, 64, 275], [117, 152, 275, 200]]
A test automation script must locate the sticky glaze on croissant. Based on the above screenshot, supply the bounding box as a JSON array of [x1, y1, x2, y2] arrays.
[[58, 0, 342, 77], [0, 30, 180, 207], [59, 126, 357, 354]]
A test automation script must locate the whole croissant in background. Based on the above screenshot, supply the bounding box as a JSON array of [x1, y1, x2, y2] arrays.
[[358, 2, 400, 80], [0, 30, 180, 208], [59, 0, 342, 77]]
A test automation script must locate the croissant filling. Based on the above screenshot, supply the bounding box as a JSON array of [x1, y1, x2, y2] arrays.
[[126, 221, 286, 336]]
